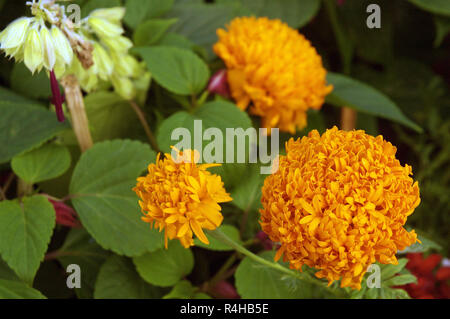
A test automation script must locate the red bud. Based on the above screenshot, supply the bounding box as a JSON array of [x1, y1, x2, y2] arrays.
[[207, 69, 230, 98]]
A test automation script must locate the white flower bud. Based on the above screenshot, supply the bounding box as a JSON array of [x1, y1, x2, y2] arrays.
[[111, 74, 135, 100], [112, 53, 139, 78], [92, 42, 113, 80], [40, 25, 56, 70], [102, 35, 132, 54], [90, 7, 126, 23], [0, 17, 32, 50], [88, 17, 123, 39], [51, 26, 73, 66], [24, 26, 44, 73]]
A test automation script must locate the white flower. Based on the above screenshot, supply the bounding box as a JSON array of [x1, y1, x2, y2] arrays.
[[88, 17, 124, 39], [0, 17, 33, 50], [40, 25, 56, 70], [51, 26, 73, 66], [102, 35, 132, 53], [24, 26, 43, 73], [92, 42, 113, 80], [90, 7, 126, 23]]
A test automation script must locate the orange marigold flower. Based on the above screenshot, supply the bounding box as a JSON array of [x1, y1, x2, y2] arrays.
[[260, 127, 421, 289], [133, 149, 232, 249], [213, 17, 333, 134]]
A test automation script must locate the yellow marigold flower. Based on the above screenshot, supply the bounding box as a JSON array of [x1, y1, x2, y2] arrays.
[[213, 17, 333, 134], [133, 149, 232, 249], [260, 127, 421, 289]]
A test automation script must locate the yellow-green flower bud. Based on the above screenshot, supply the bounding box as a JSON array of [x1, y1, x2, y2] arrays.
[[111, 53, 140, 78], [0, 17, 32, 50], [88, 17, 123, 39], [40, 26, 56, 70], [102, 35, 132, 54], [90, 7, 126, 23], [92, 42, 113, 80], [24, 26, 43, 73], [111, 74, 135, 100], [51, 26, 73, 66]]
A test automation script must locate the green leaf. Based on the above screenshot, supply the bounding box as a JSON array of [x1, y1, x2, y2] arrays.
[[158, 33, 196, 51], [434, 15, 450, 47], [134, 19, 178, 46], [11, 143, 71, 184], [0, 101, 69, 164], [326, 72, 422, 132], [0, 279, 46, 299], [10, 63, 51, 100], [133, 241, 194, 287], [57, 228, 110, 299], [94, 255, 161, 299], [194, 225, 241, 251], [398, 233, 443, 254], [156, 100, 253, 188], [230, 0, 321, 28], [407, 0, 450, 16], [383, 274, 417, 287], [124, 0, 175, 29], [163, 280, 196, 299], [0, 258, 20, 282], [0, 196, 55, 284], [0, 86, 39, 105], [135, 46, 209, 96], [84, 91, 141, 142], [235, 251, 313, 298], [69, 140, 164, 257], [167, 2, 236, 60], [380, 259, 409, 280], [231, 164, 264, 213]]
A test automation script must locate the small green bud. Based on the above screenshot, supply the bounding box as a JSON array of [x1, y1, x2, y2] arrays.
[[102, 35, 132, 54], [88, 17, 123, 39], [92, 43, 114, 80], [111, 74, 135, 100], [24, 26, 43, 73], [90, 7, 126, 23]]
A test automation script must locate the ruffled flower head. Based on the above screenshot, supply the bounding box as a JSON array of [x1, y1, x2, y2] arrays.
[[133, 149, 232, 249], [214, 17, 333, 134], [260, 127, 421, 289]]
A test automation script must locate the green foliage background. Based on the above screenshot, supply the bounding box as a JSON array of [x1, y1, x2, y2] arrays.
[[0, 0, 448, 299]]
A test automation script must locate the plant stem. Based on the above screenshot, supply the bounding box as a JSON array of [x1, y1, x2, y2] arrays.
[[61, 75, 93, 153], [207, 229, 346, 298], [324, 0, 356, 131], [129, 100, 160, 152], [17, 178, 33, 197], [208, 253, 237, 288]]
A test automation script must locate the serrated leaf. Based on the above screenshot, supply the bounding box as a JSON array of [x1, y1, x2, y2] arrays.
[[383, 274, 417, 287], [0, 196, 55, 284], [167, 2, 236, 60], [0, 279, 46, 299], [57, 228, 110, 299], [11, 143, 71, 184], [124, 0, 175, 29], [69, 140, 164, 257], [135, 46, 209, 96], [94, 255, 161, 299], [133, 241, 194, 287], [380, 259, 409, 281], [134, 18, 178, 46], [235, 251, 313, 298], [156, 100, 253, 188], [326, 72, 422, 132], [84, 91, 142, 142], [163, 280, 196, 299], [228, 0, 321, 28], [0, 101, 69, 164], [194, 224, 241, 251]]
